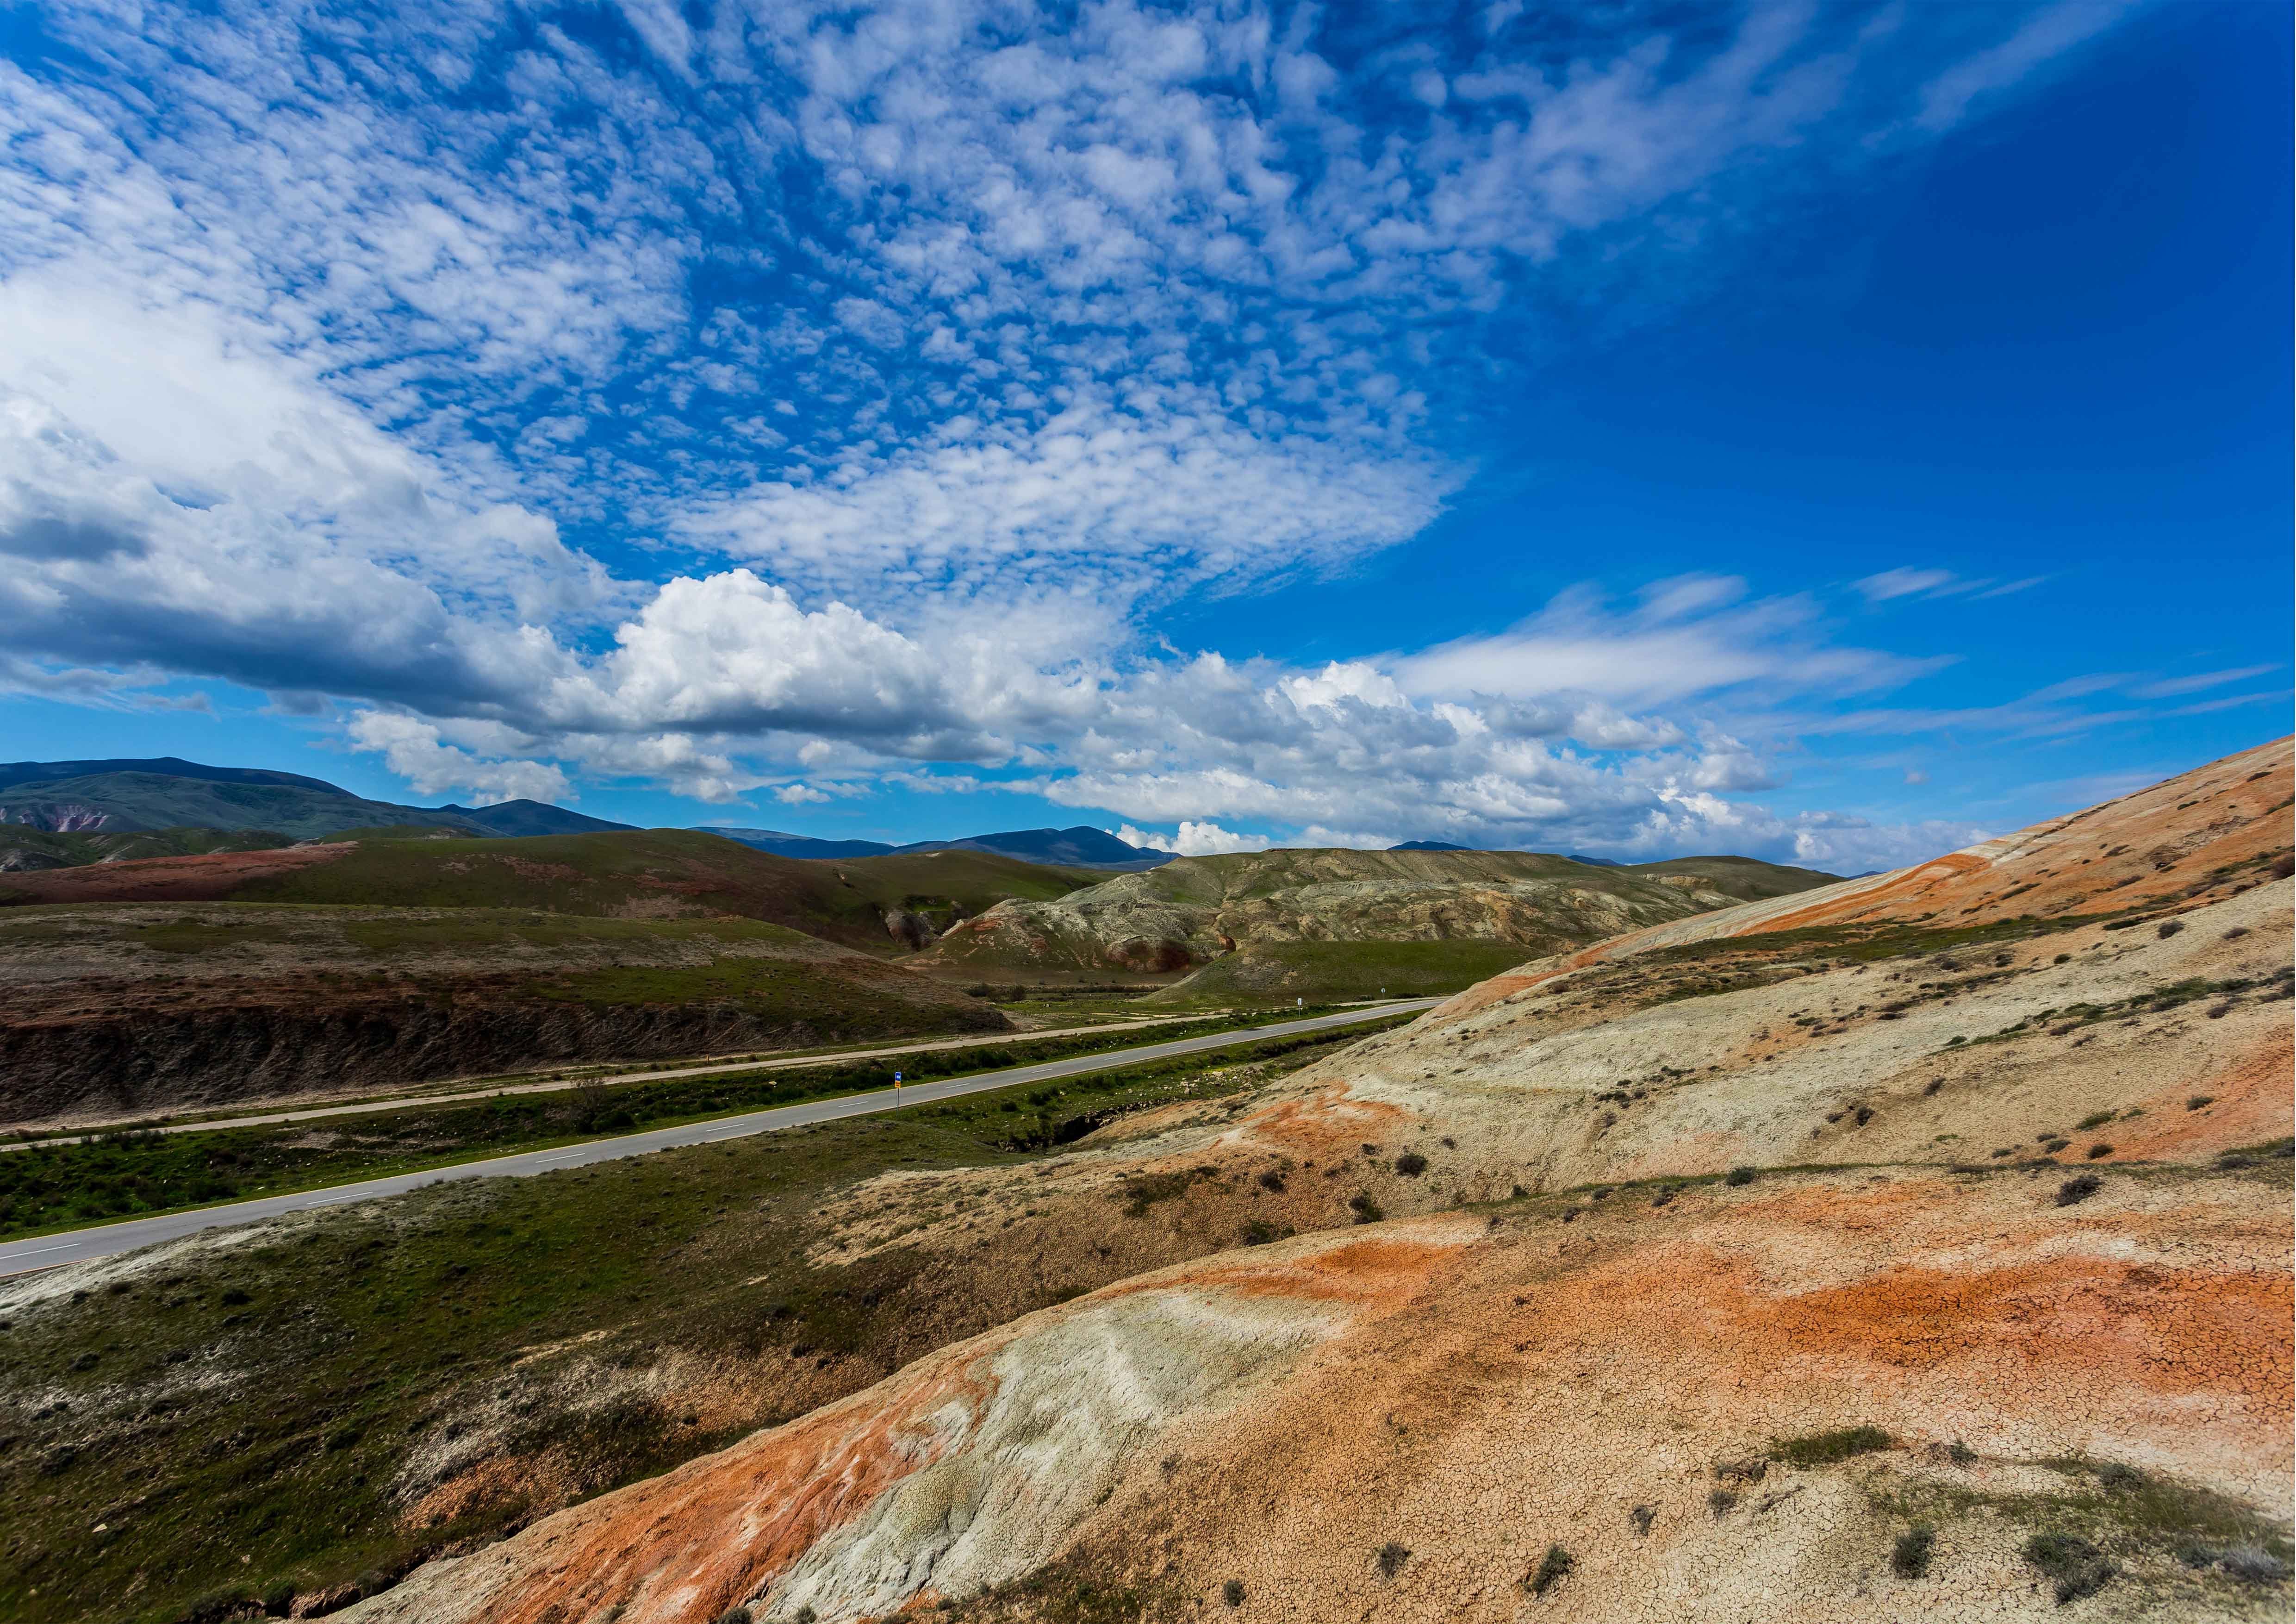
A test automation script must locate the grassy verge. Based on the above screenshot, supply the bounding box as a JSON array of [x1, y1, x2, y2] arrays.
[[0, 1008, 1396, 1239], [0, 1027, 1374, 1624], [1145, 939, 1532, 1005]]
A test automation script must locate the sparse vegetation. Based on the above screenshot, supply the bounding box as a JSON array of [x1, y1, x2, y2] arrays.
[[1708, 1488, 1738, 1515], [1891, 1525, 1935, 1579], [2055, 1174, 2103, 1207], [0, 1031, 1369, 1624], [2024, 1532, 2113, 1604], [1772, 1426, 1892, 1467], [1529, 1544, 1574, 1595], [1723, 1165, 1756, 1187], [1375, 1543, 1411, 1578], [1221, 1578, 1245, 1607], [0, 1013, 1409, 1239]]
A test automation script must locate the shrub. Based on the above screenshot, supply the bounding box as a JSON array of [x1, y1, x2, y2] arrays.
[[1348, 1193, 1384, 1224], [2054, 953, 2072, 964], [1529, 1545, 1574, 1596], [2024, 1532, 2113, 1604], [713, 1608, 754, 1624], [2085, 1143, 2113, 1160], [1854, 1105, 1875, 1126], [1772, 1426, 1892, 1467], [1394, 1152, 1428, 1177], [2221, 1546, 2292, 1584], [1724, 1166, 1756, 1187], [220, 1287, 252, 1306], [2076, 1111, 2114, 1131], [1221, 1579, 1246, 1607], [1891, 1525, 1935, 1579], [2158, 919, 2184, 939], [1946, 1440, 1975, 1466], [2055, 1174, 2102, 1207], [1708, 1488, 1738, 1515], [1256, 1169, 1286, 1193], [1240, 1219, 1282, 1246], [1629, 1504, 1656, 1537], [1375, 1543, 1410, 1578], [2186, 1095, 2214, 1111]]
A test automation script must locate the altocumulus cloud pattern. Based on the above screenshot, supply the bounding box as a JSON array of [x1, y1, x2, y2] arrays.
[[0, 0, 2145, 866]]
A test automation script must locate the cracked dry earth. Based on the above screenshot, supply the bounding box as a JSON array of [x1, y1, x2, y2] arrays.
[[346, 739, 2294, 1624]]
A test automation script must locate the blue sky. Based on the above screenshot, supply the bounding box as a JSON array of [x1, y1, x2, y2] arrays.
[[0, 0, 2286, 868]]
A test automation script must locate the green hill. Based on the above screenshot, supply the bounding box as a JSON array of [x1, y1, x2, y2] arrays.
[[0, 825, 291, 874], [0, 903, 1009, 1125], [0, 828, 1105, 956], [918, 845, 1842, 983], [1145, 939, 1538, 1005]]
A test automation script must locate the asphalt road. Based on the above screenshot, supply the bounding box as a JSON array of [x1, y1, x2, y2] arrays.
[[0, 999, 1433, 1277], [0, 1008, 1227, 1149]]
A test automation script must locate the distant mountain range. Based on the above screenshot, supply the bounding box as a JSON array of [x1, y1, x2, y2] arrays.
[[0, 758, 1767, 876], [699, 823, 1171, 870], [0, 758, 633, 843], [0, 759, 1172, 869]]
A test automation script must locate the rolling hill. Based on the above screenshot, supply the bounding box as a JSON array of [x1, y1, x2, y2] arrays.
[[316, 736, 2293, 1624], [4, 738, 2288, 1624], [917, 846, 1842, 989], [0, 828, 1106, 954], [0, 906, 1008, 1126]]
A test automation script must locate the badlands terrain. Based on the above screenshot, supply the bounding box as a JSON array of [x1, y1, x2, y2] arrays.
[[917, 848, 1836, 992], [0, 738, 2286, 1624]]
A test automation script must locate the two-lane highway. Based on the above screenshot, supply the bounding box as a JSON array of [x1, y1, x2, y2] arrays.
[[0, 999, 1432, 1277]]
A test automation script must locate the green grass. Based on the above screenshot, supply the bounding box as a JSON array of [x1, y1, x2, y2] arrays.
[[1149, 939, 1531, 1004], [1873, 1454, 2290, 1602], [0, 1030, 1366, 1624], [232, 831, 1101, 953], [0, 1012, 1412, 1238], [1773, 1426, 1894, 1467], [0, 825, 291, 869]]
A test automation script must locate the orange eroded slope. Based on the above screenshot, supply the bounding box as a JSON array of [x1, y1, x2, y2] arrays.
[[1439, 734, 2291, 1018]]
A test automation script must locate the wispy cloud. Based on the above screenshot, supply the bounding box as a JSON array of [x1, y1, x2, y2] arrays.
[[0, 0, 2153, 862]]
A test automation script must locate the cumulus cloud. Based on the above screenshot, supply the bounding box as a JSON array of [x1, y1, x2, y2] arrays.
[[347, 712, 571, 805], [1117, 820, 1273, 856], [0, 0, 2153, 858]]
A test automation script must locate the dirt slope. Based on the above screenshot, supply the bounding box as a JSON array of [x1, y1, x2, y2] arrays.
[[332, 739, 2293, 1624], [916, 847, 1838, 983]]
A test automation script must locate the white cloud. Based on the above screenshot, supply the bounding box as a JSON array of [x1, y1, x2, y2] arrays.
[[1914, 0, 2137, 132], [347, 712, 570, 806], [1116, 820, 1272, 856], [2129, 665, 2279, 700], [1397, 577, 1942, 707], [1855, 567, 1959, 601], [0, 0, 2155, 861]]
